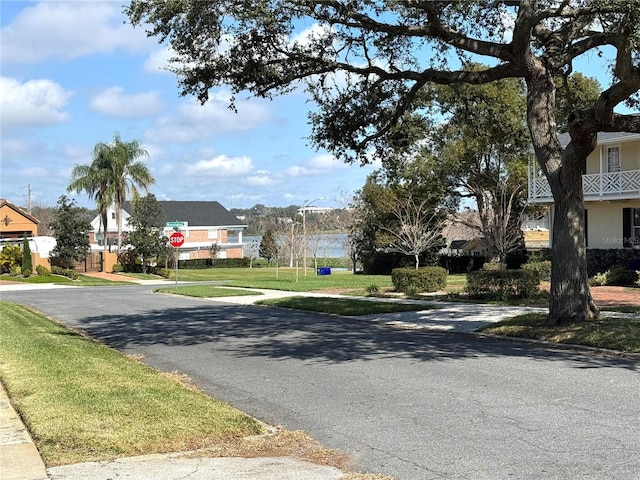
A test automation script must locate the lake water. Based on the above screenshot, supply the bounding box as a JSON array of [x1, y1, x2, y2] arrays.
[[239, 233, 347, 258]]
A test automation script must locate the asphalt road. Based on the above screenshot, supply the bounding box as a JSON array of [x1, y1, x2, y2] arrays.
[[3, 285, 639, 479]]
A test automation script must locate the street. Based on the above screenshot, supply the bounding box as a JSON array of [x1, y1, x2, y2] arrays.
[[2, 285, 639, 479]]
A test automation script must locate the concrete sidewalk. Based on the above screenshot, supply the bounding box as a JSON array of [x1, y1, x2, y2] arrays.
[[0, 384, 48, 480]]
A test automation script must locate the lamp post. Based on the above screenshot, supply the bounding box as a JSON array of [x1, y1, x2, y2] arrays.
[[301, 197, 325, 275]]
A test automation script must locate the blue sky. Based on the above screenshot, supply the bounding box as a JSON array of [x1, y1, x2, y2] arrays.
[[1, 2, 635, 213], [1, 1, 378, 211]]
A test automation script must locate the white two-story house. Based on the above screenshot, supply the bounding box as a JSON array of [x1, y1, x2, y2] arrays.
[[528, 132, 640, 249], [88, 200, 247, 259]]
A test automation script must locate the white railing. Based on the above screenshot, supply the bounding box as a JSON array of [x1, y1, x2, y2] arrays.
[[529, 169, 640, 201]]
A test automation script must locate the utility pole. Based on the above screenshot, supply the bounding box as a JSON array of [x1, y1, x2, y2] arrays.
[[301, 197, 325, 275]]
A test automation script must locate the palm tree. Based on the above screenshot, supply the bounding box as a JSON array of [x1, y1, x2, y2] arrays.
[[68, 148, 113, 251], [68, 133, 155, 252], [103, 133, 155, 252]]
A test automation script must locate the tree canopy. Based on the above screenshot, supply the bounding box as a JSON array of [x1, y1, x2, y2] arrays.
[[68, 133, 155, 253], [127, 194, 168, 273], [127, 0, 640, 324], [50, 195, 91, 269]]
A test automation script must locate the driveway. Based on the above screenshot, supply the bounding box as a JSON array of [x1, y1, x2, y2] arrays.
[[2, 285, 639, 479]]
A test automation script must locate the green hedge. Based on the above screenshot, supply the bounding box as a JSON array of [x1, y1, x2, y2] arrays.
[[177, 257, 251, 269], [590, 265, 639, 286], [522, 260, 552, 282], [391, 266, 447, 293], [51, 265, 79, 280], [466, 269, 539, 300]]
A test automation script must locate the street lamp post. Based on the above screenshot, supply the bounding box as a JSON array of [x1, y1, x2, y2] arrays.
[[301, 197, 325, 275]]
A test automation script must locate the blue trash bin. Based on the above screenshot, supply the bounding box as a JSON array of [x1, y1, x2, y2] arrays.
[[317, 267, 331, 275]]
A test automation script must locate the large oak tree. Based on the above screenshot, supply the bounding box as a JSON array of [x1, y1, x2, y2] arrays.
[[128, 0, 640, 324]]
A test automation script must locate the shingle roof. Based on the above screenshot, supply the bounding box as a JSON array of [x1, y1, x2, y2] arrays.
[[0, 199, 40, 225], [557, 131, 640, 147], [123, 201, 246, 228]]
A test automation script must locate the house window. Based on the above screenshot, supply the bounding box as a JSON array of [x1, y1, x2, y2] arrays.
[[607, 146, 620, 172], [208, 229, 218, 239], [111, 212, 116, 219]]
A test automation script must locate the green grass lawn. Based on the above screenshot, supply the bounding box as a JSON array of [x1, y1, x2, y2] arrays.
[[172, 267, 394, 292], [479, 313, 640, 353], [0, 301, 262, 466], [0, 273, 131, 286], [155, 285, 262, 297], [256, 296, 438, 316]]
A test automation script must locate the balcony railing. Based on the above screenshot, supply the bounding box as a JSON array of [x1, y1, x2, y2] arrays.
[[529, 169, 640, 202]]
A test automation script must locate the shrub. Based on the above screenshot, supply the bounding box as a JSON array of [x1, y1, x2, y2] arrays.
[[466, 269, 540, 300], [36, 265, 51, 276], [51, 265, 79, 280], [215, 258, 250, 268], [149, 266, 171, 278], [589, 272, 607, 287], [482, 262, 504, 271], [365, 284, 380, 295], [522, 260, 552, 282], [21, 235, 33, 277], [604, 265, 638, 286], [112, 263, 124, 273], [157, 268, 171, 279], [391, 266, 447, 293], [0, 244, 22, 274], [586, 249, 640, 275], [9, 265, 22, 276]]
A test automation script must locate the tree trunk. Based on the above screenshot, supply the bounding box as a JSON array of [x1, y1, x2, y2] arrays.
[[525, 61, 599, 325], [547, 190, 599, 325], [116, 202, 123, 254]]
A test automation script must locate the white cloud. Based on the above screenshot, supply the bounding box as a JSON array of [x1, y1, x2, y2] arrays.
[[90, 87, 163, 118], [143, 47, 174, 74], [0, 77, 71, 129], [145, 92, 271, 144], [1, 2, 150, 64], [245, 170, 279, 187], [185, 155, 254, 177], [285, 154, 346, 177]]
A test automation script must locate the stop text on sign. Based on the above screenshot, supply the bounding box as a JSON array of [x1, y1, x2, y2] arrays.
[[169, 232, 185, 247]]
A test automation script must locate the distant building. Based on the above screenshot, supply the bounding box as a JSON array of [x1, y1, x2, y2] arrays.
[[528, 132, 640, 249], [0, 199, 39, 239], [88, 200, 247, 259], [296, 206, 333, 215]]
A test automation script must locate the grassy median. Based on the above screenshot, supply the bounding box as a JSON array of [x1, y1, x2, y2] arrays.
[[256, 296, 437, 316], [479, 313, 640, 353]]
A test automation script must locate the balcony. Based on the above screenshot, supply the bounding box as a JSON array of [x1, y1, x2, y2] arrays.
[[528, 169, 640, 203]]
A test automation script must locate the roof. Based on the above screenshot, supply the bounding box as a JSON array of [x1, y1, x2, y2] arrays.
[[462, 237, 490, 250], [0, 199, 40, 225], [449, 240, 468, 250], [557, 131, 640, 148], [123, 200, 246, 228]]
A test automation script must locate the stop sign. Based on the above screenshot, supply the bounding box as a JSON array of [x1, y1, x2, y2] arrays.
[[169, 232, 185, 248]]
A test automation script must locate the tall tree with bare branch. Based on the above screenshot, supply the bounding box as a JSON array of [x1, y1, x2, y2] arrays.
[[128, 1, 640, 324]]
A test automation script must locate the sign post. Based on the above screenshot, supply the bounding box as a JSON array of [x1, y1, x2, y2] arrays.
[[169, 232, 185, 286]]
